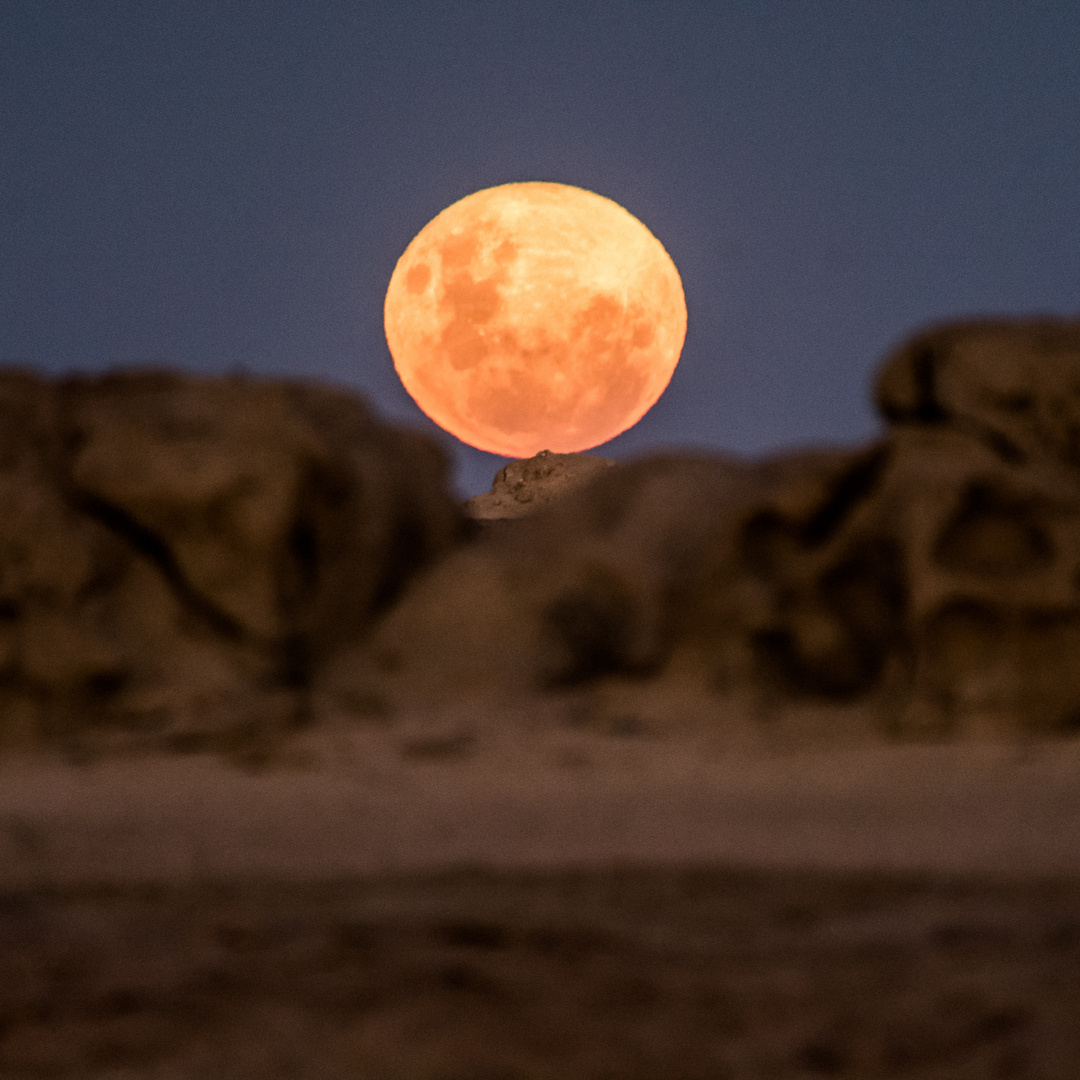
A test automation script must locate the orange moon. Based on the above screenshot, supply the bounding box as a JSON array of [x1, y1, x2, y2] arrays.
[[384, 182, 686, 458]]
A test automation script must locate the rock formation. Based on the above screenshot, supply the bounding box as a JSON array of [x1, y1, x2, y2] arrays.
[[0, 370, 461, 753], [4, 318, 1080, 754], [464, 450, 615, 523], [344, 319, 1080, 738]]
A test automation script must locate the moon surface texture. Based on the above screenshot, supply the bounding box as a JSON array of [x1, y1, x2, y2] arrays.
[[384, 182, 687, 458]]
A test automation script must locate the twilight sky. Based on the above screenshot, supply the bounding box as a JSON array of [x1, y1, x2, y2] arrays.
[[2, 2, 1078, 496]]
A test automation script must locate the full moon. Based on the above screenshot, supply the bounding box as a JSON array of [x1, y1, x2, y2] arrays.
[[384, 182, 686, 458]]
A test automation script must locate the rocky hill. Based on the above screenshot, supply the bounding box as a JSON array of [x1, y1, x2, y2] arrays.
[[4, 318, 1080, 756], [0, 371, 461, 756], [345, 318, 1080, 741]]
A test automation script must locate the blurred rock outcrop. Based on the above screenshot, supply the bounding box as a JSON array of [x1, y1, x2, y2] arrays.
[[464, 450, 614, 523], [0, 370, 461, 753], [6, 318, 1080, 755], [870, 321, 1080, 732], [342, 319, 1080, 738]]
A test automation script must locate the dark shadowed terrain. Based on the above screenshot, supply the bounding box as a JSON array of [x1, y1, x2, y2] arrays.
[[3, 867, 1080, 1079]]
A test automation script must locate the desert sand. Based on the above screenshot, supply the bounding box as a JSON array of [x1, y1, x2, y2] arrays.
[[4, 719, 1080, 889], [2, 720, 1080, 1078]]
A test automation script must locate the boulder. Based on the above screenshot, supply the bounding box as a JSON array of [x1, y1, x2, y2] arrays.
[[348, 444, 906, 715], [343, 454, 757, 706], [876, 319, 1080, 470], [872, 320, 1080, 732], [0, 369, 461, 752]]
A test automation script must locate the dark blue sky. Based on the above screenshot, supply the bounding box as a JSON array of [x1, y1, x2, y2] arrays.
[[2, 2, 1078, 495]]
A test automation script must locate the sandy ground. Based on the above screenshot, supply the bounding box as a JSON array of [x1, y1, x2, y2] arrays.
[[2, 706, 1080, 1077], [4, 714, 1080, 887]]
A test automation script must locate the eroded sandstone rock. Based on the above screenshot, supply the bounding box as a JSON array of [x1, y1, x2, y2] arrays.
[[7, 318, 1080, 752], [872, 320, 1080, 732], [342, 318, 1080, 738], [0, 369, 461, 752], [464, 449, 615, 522], [876, 319, 1080, 469], [340, 454, 757, 707]]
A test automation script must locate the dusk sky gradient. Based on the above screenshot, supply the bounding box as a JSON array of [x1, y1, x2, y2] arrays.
[[2, 2, 1078, 495]]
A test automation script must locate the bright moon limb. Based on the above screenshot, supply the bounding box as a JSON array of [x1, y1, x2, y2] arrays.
[[384, 181, 687, 458]]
